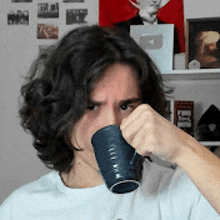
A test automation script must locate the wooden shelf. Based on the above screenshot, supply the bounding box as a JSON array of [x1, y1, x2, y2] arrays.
[[199, 141, 220, 147], [162, 69, 220, 81]]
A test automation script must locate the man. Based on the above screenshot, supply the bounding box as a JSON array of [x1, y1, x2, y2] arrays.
[[129, 0, 168, 24], [194, 31, 220, 68], [0, 25, 219, 219]]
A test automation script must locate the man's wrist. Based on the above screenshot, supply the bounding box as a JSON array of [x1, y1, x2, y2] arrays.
[[174, 136, 201, 169]]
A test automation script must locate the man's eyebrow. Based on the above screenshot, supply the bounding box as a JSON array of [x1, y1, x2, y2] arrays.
[[87, 99, 104, 106], [87, 98, 141, 106], [119, 98, 142, 105]]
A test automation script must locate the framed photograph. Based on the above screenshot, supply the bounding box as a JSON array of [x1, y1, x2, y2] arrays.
[[66, 9, 88, 25], [63, 0, 84, 2], [7, 10, 29, 25], [130, 24, 174, 73], [37, 24, 59, 39], [187, 17, 220, 69], [12, 0, 32, 2], [38, 3, 59, 19]]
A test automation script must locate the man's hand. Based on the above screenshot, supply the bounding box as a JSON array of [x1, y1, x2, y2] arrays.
[[121, 104, 220, 215], [120, 104, 194, 163]]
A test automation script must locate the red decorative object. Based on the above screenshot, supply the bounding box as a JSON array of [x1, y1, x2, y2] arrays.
[[157, 0, 185, 52], [99, 0, 139, 27]]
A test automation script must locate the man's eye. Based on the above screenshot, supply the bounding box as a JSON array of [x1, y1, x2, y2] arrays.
[[120, 104, 131, 111], [87, 105, 98, 111], [121, 104, 127, 110]]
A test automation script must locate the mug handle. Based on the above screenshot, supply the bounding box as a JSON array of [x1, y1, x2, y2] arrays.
[[130, 151, 140, 166]]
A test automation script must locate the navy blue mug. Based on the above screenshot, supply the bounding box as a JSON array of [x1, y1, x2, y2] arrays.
[[91, 125, 140, 194]]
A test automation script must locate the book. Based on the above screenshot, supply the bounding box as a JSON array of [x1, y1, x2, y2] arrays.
[[167, 100, 194, 137]]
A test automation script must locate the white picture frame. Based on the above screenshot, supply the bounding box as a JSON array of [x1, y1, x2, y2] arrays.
[[130, 24, 174, 73], [186, 17, 220, 69]]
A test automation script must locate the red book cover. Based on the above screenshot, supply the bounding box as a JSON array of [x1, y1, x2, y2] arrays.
[[169, 100, 194, 137]]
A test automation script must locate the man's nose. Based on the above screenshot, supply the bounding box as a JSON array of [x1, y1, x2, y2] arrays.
[[104, 109, 121, 126]]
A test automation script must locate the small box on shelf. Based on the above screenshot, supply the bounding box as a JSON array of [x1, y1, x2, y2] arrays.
[[166, 100, 194, 137]]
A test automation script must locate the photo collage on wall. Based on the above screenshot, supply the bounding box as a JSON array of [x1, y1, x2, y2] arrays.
[[66, 8, 88, 25], [7, 9, 29, 25], [7, 0, 91, 55], [37, 2, 59, 40], [63, 0, 84, 2], [11, 0, 32, 2]]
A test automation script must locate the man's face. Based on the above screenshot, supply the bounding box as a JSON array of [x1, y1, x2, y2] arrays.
[[139, 0, 161, 19], [70, 63, 141, 172], [206, 43, 218, 54], [144, 0, 161, 11]]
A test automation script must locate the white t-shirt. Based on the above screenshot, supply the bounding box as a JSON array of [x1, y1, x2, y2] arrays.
[[0, 160, 219, 220]]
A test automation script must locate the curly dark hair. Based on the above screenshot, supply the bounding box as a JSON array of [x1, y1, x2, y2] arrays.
[[19, 25, 171, 173]]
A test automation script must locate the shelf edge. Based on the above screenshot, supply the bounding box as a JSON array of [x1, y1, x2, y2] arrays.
[[199, 141, 220, 147], [162, 70, 220, 81]]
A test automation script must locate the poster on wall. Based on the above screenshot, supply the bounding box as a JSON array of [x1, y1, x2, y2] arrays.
[[63, 0, 84, 2], [37, 24, 59, 39], [37, 3, 59, 19], [12, 0, 32, 2], [7, 10, 29, 25], [130, 24, 174, 73], [39, 45, 56, 58], [99, 0, 185, 53], [66, 9, 88, 25], [187, 17, 220, 69], [39, 45, 50, 55]]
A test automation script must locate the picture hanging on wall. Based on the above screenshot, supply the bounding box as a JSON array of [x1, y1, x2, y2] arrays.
[[37, 24, 59, 39], [66, 9, 88, 25], [12, 0, 32, 2], [39, 45, 56, 58], [37, 3, 59, 19], [39, 45, 49, 55], [130, 24, 174, 73], [187, 17, 220, 69], [7, 10, 29, 25], [63, 0, 84, 2]]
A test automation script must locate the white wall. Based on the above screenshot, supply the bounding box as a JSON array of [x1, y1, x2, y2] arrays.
[[0, 0, 98, 204], [1, 0, 220, 204], [184, 0, 220, 19]]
